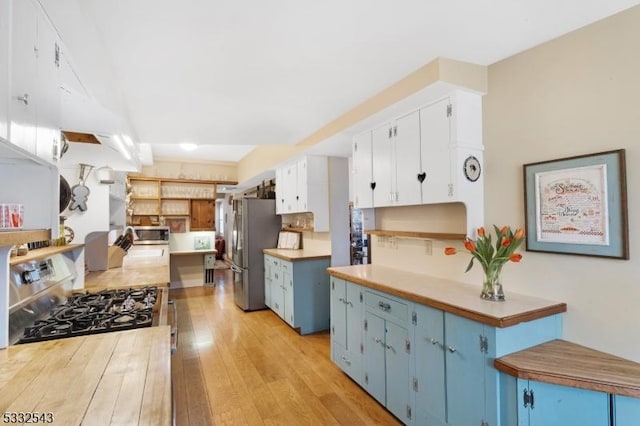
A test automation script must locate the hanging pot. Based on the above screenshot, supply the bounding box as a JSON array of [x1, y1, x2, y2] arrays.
[[60, 175, 72, 213]]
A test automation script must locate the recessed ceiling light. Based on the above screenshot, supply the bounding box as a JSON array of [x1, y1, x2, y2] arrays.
[[180, 143, 198, 151]]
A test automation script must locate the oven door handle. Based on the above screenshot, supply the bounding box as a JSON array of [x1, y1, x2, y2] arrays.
[[168, 299, 178, 355]]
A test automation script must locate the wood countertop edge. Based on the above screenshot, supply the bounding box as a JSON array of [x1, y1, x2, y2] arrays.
[[326, 269, 567, 328], [263, 249, 331, 261], [494, 357, 640, 398], [0, 229, 50, 247], [170, 249, 218, 255], [9, 244, 84, 265]]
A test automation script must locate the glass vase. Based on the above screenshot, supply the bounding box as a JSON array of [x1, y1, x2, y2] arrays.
[[481, 265, 505, 301]]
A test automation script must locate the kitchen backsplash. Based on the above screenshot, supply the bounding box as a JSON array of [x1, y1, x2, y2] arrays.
[[169, 231, 217, 252]]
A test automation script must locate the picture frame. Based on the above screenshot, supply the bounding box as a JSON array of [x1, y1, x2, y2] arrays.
[[523, 149, 628, 259]]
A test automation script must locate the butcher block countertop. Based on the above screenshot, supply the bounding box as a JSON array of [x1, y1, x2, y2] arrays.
[[0, 326, 172, 425], [327, 265, 566, 328], [495, 339, 640, 398], [263, 248, 331, 261], [85, 245, 170, 289], [9, 244, 83, 265]]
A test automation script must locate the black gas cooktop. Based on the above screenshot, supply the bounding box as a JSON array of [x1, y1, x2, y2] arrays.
[[17, 286, 158, 344]]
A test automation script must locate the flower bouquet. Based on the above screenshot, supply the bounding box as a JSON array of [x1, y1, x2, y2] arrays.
[[445, 225, 525, 301]]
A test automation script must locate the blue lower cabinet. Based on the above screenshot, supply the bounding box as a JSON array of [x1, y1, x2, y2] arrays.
[[444, 313, 488, 426], [363, 290, 412, 423], [364, 311, 387, 405], [265, 255, 330, 334], [613, 395, 640, 426], [412, 304, 446, 426], [517, 379, 609, 426]]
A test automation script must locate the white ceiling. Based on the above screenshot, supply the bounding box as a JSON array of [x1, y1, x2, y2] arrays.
[[41, 0, 640, 165]]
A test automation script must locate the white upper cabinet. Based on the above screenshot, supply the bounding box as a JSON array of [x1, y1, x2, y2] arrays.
[[393, 110, 422, 206], [275, 155, 329, 232], [9, 0, 61, 165], [0, 0, 9, 141], [371, 122, 393, 207], [419, 97, 453, 203], [10, 0, 38, 154], [352, 131, 374, 209], [349, 88, 484, 236], [35, 11, 61, 165], [370, 111, 422, 207]]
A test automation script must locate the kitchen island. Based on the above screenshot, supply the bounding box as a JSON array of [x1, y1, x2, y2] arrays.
[[85, 244, 170, 289], [0, 326, 172, 425]]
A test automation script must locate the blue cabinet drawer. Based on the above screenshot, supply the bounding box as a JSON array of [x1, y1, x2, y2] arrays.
[[365, 290, 408, 324]]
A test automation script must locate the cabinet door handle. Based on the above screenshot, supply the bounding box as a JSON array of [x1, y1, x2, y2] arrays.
[[427, 337, 440, 345], [447, 346, 457, 353], [378, 301, 391, 312], [417, 172, 426, 183], [17, 93, 29, 105], [373, 337, 384, 346], [345, 300, 353, 307], [370, 182, 376, 191], [341, 355, 352, 366], [338, 297, 346, 304], [385, 343, 395, 353]]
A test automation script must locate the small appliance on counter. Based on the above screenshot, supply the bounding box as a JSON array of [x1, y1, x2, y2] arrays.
[[132, 226, 170, 245]]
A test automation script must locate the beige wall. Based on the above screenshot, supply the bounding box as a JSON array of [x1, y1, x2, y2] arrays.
[[373, 5, 640, 362]]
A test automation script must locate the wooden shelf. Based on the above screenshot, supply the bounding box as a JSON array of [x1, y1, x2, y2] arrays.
[[282, 226, 314, 232], [368, 229, 466, 240], [10, 244, 83, 265], [0, 229, 50, 247], [129, 176, 237, 185]]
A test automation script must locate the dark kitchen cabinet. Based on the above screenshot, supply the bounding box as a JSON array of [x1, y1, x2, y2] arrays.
[[190, 199, 215, 230]]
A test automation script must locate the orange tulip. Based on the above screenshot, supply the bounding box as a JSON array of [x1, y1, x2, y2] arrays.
[[444, 247, 457, 255], [514, 228, 525, 240], [464, 240, 476, 252], [477, 227, 485, 237], [501, 238, 512, 247], [500, 226, 509, 235], [510, 253, 523, 262]]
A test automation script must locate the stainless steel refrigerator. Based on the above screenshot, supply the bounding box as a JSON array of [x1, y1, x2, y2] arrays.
[[231, 198, 281, 311]]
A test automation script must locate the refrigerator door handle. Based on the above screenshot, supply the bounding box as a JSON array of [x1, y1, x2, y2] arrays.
[[231, 263, 242, 273]]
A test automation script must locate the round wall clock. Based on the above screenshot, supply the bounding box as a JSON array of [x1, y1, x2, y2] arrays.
[[463, 155, 481, 182]]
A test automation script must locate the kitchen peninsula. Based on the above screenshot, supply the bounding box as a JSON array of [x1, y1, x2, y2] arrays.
[[327, 264, 567, 425]]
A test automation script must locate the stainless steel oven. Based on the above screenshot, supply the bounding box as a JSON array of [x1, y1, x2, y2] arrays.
[[133, 226, 170, 245]]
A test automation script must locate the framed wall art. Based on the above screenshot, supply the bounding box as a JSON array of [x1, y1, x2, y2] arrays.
[[523, 149, 628, 259]]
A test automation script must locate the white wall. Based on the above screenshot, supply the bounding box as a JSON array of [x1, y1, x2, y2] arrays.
[[371, 5, 640, 362]]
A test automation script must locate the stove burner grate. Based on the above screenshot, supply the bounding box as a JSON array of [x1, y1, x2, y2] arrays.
[[17, 286, 159, 344]]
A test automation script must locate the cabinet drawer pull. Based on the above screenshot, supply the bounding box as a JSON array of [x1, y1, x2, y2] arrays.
[[17, 93, 29, 105], [447, 346, 457, 353], [428, 337, 440, 345], [378, 301, 391, 312]]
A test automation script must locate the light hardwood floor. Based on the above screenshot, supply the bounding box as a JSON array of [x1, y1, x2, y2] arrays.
[[170, 270, 401, 425]]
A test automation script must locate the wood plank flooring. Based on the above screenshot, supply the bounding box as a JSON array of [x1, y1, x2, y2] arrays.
[[170, 271, 400, 425]]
